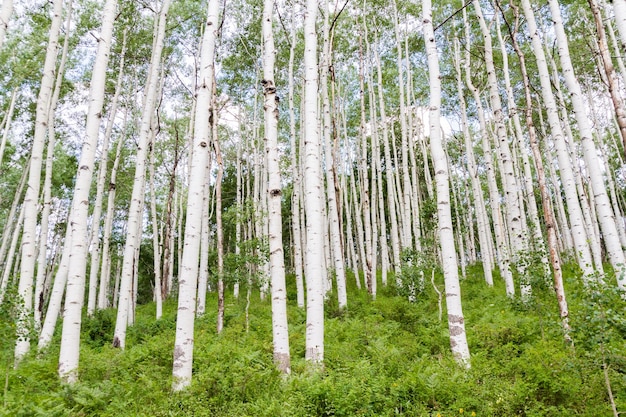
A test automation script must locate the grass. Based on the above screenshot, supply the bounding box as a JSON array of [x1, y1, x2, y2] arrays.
[[1, 264, 625, 416]]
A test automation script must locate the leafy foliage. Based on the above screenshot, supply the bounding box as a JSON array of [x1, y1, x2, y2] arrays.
[[2, 264, 624, 416]]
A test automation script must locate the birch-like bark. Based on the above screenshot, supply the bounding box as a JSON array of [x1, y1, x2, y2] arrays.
[[463, 7, 513, 294], [288, 11, 305, 308], [374, 41, 401, 275], [16, 0, 64, 364], [614, 0, 626, 54], [303, 0, 325, 365], [149, 134, 163, 319], [112, 0, 172, 350], [0, 88, 17, 170], [495, 8, 549, 286], [321, 3, 347, 307], [472, 0, 526, 279], [172, 0, 219, 392], [588, 0, 626, 156], [423, 0, 470, 366], [214, 100, 225, 334], [0, 0, 12, 52], [522, 0, 597, 282], [509, 3, 572, 341], [57, 0, 120, 372], [87, 29, 126, 317], [548, 0, 626, 288], [98, 121, 126, 310], [453, 37, 493, 286], [35, 2, 72, 327], [262, 0, 291, 373], [0, 204, 24, 305], [196, 155, 212, 316]]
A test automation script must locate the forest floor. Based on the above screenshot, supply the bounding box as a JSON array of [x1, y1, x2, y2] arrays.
[[1, 263, 625, 416]]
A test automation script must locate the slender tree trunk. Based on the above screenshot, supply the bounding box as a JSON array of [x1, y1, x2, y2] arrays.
[[614, 0, 626, 55], [98, 117, 126, 311], [509, 3, 572, 341], [87, 28, 126, 317], [196, 153, 212, 316], [0, 205, 24, 305], [113, 0, 172, 350], [288, 11, 305, 308], [473, 0, 527, 289], [463, 6, 513, 294], [172, 0, 219, 392], [522, 0, 596, 283], [423, 0, 470, 366], [588, 0, 626, 157], [262, 0, 291, 373], [453, 37, 493, 286], [15, 0, 64, 365], [0, 0, 13, 52], [303, 0, 325, 365], [550, 0, 626, 289], [214, 89, 225, 335], [0, 88, 17, 170]]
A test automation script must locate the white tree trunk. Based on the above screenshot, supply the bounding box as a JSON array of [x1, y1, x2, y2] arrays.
[[473, 0, 527, 283], [547, 0, 626, 289], [0, 0, 13, 52], [57, 0, 120, 380], [463, 6, 514, 294], [614, 0, 626, 55], [303, 0, 325, 365], [262, 0, 291, 373], [423, 0, 470, 366], [523, 0, 597, 283], [15, 0, 64, 365], [453, 37, 494, 286], [112, 0, 172, 350], [87, 28, 126, 317], [288, 12, 305, 308], [172, 0, 219, 391], [0, 87, 17, 172], [35, 3, 73, 327], [98, 125, 125, 310]]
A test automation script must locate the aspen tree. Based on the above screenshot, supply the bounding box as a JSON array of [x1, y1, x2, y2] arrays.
[[214, 94, 225, 334], [494, 8, 549, 285], [614, 0, 626, 54], [472, 0, 527, 283], [0, 161, 28, 305], [57, 0, 119, 382], [303, 0, 325, 365], [149, 131, 163, 319], [113, 0, 172, 349], [374, 40, 401, 275], [0, 88, 17, 169], [321, 2, 347, 307], [172, 0, 220, 391], [0, 0, 12, 52], [463, 7, 513, 294], [423, 0, 470, 366], [508, 2, 572, 341], [288, 8, 305, 308], [453, 37, 494, 286], [548, 0, 626, 289], [35, 2, 73, 326], [196, 154, 212, 317], [87, 28, 126, 317], [0, 205, 24, 305], [98, 121, 127, 310], [262, 0, 291, 373], [521, 0, 597, 283], [588, 0, 626, 156], [15, 0, 64, 364]]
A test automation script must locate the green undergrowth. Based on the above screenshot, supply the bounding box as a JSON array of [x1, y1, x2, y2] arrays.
[[1, 265, 625, 416]]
